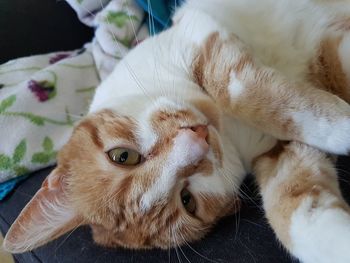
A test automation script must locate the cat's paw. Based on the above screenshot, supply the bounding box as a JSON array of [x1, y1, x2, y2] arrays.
[[317, 117, 350, 155], [293, 110, 350, 155], [290, 196, 350, 263]]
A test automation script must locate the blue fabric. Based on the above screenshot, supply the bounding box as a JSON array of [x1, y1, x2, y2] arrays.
[[136, 0, 185, 34], [0, 175, 28, 201]]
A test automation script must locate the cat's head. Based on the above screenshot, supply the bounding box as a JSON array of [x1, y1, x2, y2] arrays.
[[4, 94, 243, 253]]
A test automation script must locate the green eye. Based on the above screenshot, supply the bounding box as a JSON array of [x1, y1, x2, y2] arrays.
[[180, 188, 196, 214], [108, 147, 142, 166]]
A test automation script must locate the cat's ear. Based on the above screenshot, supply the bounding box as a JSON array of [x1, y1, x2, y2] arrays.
[[3, 167, 83, 253]]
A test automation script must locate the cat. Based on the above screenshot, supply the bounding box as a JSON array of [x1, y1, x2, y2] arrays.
[[4, 0, 350, 262]]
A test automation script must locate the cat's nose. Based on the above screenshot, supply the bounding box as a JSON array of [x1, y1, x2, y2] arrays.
[[190, 125, 209, 141], [181, 125, 209, 148]]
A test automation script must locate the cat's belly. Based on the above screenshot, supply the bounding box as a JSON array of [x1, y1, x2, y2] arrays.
[[222, 115, 277, 173]]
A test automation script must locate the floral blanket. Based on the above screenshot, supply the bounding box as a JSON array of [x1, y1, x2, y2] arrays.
[[0, 0, 153, 199]]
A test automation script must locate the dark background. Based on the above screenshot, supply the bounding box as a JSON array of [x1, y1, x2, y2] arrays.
[[0, 0, 93, 64]]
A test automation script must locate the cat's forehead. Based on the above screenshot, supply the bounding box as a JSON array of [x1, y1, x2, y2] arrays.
[[86, 96, 209, 152], [136, 97, 208, 151]]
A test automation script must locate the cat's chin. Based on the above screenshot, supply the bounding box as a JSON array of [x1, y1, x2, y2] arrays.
[[90, 224, 166, 249]]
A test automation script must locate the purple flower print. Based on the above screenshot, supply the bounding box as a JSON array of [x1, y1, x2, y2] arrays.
[[28, 80, 56, 102], [49, 53, 71, 64]]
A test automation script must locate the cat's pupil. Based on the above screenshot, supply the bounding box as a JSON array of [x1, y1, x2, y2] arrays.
[[182, 193, 191, 205], [119, 151, 128, 163]]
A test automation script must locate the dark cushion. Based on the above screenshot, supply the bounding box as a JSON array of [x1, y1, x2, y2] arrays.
[[2, 158, 348, 263], [1, 1, 350, 262], [1, 167, 297, 263]]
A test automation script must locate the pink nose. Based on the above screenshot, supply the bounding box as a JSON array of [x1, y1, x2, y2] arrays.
[[189, 125, 209, 141]]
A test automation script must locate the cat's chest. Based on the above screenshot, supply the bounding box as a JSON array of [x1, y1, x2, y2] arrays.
[[221, 115, 276, 172]]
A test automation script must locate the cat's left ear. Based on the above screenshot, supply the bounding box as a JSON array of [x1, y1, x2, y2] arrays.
[[3, 167, 83, 253]]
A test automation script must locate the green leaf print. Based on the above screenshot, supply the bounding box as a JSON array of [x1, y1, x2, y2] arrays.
[[0, 95, 16, 113], [0, 95, 74, 126], [0, 154, 12, 170], [75, 86, 96, 93], [0, 139, 29, 176], [14, 166, 29, 175], [31, 152, 51, 164], [119, 37, 131, 48], [31, 136, 57, 165], [106, 11, 139, 28], [43, 137, 53, 152], [24, 113, 45, 125], [13, 139, 26, 164]]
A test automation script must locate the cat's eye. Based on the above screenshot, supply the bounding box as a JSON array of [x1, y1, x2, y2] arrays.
[[180, 188, 196, 214], [108, 147, 142, 166]]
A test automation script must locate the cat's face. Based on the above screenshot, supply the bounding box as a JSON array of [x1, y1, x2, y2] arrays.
[[4, 95, 242, 253]]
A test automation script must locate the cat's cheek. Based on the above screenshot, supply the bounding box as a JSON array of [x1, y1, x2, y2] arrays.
[[194, 194, 240, 223], [91, 224, 116, 248]]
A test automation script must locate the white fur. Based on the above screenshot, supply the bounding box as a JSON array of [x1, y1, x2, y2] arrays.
[[140, 129, 209, 211], [339, 33, 350, 84], [90, 0, 350, 113], [292, 110, 350, 154], [228, 72, 245, 98], [290, 194, 350, 263], [137, 108, 159, 154]]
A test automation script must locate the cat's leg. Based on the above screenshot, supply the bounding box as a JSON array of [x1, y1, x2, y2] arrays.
[[254, 141, 350, 263], [175, 9, 350, 154], [189, 26, 350, 155]]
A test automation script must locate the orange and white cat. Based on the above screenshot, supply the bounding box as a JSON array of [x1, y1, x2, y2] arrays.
[[4, 1, 350, 262]]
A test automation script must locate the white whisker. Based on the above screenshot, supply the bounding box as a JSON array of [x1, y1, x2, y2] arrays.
[[124, 3, 139, 45], [171, 227, 183, 263], [178, 231, 218, 263], [176, 238, 192, 263]]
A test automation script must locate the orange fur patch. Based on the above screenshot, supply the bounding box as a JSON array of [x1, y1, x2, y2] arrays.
[[191, 32, 299, 139], [308, 36, 350, 102], [329, 17, 350, 32]]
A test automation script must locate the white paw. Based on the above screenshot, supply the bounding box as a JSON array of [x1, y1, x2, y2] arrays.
[[293, 111, 350, 155], [290, 196, 350, 263]]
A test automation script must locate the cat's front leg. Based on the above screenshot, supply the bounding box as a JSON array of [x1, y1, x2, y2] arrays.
[[254, 141, 350, 263], [190, 30, 350, 155]]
